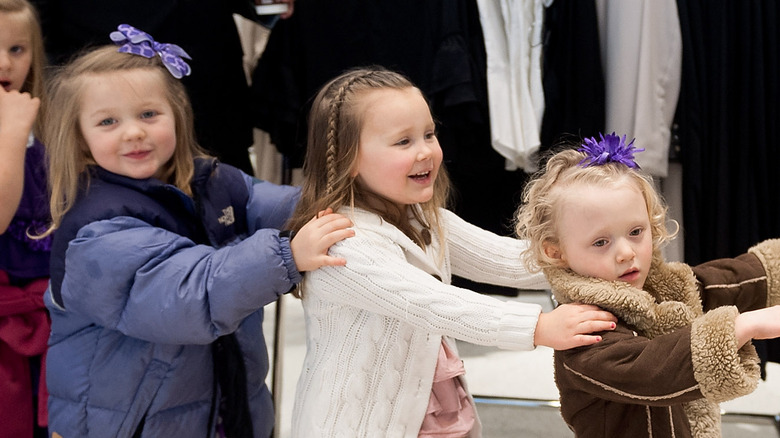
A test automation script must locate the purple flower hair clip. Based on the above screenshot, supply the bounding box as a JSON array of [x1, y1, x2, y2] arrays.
[[110, 24, 192, 79], [578, 132, 645, 169]]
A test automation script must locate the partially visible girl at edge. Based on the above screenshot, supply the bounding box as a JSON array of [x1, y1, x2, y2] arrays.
[[286, 67, 617, 437], [40, 25, 353, 438], [0, 1, 50, 436]]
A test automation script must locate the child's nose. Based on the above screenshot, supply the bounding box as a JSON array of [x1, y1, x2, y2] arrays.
[[0, 52, 10, 70], [122, 122, 146, 141], [615, 240, 636, 263], [417, 144, 433, 160]]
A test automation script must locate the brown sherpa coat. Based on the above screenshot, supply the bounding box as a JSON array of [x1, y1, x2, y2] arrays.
[[544, 239, 780, 438]]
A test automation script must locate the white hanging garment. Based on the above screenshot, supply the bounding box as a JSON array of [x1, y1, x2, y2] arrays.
[[596, 0, 682, 177], [476, 0, 551, 172]]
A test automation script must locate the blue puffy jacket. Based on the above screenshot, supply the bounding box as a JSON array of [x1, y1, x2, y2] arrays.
[[46, 159, 300, 438]]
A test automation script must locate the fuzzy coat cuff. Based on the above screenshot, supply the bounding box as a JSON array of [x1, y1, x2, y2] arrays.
[[690, 305, 761, 402], [749, 239, 780, 307]]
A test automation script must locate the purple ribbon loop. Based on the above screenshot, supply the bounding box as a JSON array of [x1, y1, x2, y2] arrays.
[[578, 132, 645, 169], [110, 24, 192, 79]]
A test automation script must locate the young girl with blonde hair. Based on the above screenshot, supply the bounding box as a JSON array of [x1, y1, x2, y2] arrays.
[[41, 25, 353, 438], [0, 1, 50, 436], [288, 67, 618, 437], [515, 133, 780, 437]]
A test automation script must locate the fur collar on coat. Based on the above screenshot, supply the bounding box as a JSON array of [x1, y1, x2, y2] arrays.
[[544, 251, 760, 437]]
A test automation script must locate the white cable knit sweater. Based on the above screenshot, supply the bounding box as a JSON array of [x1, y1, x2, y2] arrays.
[[291, 208, 550, 437]]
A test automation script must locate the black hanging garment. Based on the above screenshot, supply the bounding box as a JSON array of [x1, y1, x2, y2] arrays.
[[674, 0, 780, 266], [674, 0, 780, 372], [539, 0, 605, 152]]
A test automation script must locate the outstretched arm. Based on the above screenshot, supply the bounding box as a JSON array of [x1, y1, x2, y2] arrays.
[[307, 222, 616, 351], [0, 87, 39, 233]]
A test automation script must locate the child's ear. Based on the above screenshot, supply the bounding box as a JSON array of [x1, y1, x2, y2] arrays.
[[543, 241, 565, 266]]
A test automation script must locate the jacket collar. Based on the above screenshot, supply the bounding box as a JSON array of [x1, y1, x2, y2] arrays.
[[544, 252, 703, 338]]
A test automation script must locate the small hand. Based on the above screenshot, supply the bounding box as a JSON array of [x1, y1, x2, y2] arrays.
[[735, 305, 780, 347], [534, 303, 617, 350], [0, 87, 40, 142], [290, 208, 354, 272], [0, 87, 40, 233]]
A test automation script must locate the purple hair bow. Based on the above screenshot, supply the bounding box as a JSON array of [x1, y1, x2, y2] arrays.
[[110, 24, 192, 79], [578, 132, 645, 169]]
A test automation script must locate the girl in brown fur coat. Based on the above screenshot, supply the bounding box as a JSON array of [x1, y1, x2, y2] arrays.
[[515, 133, 780, 438]]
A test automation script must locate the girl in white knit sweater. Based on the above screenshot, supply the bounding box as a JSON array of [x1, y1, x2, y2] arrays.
[[285, 67, 618, 437]]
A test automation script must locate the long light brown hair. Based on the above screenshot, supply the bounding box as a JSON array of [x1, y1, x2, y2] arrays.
[[286, 67, 451, 249], [515, 148, 676, 272], [0, 0, 46, 135], [41, 45, 207, 236]]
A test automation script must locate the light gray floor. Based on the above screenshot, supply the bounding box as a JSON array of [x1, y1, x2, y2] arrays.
[[264, 290, 780, 437]]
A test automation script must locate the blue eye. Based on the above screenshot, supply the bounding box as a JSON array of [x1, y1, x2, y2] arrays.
[[593, 239, 608, 247], [99, 118, 115, 126], [141, 110, 157, 119]]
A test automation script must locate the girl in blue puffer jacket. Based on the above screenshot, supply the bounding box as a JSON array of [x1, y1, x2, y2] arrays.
[[40, 24, 353, 438]]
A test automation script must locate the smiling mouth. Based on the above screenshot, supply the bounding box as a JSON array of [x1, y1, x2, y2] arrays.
[[409, 171, 431, 180]]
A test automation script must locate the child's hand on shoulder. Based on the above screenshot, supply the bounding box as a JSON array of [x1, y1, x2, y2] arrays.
[[0, 87, 39, 141], [534, 303, 617, 350], [290, 208, 355, 272]]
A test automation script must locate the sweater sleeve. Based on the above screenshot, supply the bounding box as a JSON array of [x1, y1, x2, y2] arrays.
[[59, 216, 299, 344], [306, 227, 543, 350], [442, 209, 550, 290]]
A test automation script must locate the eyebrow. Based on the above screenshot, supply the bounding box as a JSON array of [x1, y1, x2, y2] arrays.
[[7, 36, 32, 45], [80, 108, 117, 123]]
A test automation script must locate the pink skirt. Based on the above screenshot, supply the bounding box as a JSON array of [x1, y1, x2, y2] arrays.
[[418, 340, 475, 437]]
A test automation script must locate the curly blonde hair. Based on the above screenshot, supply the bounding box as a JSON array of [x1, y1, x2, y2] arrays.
[[514, 148, 676, 272]]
